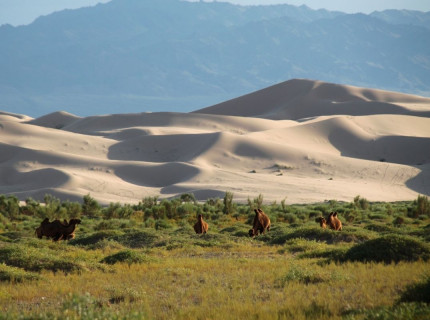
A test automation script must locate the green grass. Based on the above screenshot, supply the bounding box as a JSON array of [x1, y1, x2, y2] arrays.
[[0, 194, 429, 319]]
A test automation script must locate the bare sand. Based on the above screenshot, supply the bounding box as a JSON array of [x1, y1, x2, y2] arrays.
[[1, 79, 429, 205]]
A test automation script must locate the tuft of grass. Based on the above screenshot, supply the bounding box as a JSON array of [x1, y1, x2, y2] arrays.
[[342, 235, 430, 264], [275, 263, 349, 287], [59, 293, 147, 319], [275, 264, 328, 286]]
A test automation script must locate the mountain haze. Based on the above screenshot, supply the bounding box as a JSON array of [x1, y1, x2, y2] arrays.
[[0, 0, 429, 116]]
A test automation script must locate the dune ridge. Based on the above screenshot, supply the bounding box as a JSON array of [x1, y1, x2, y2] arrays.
[[1, 79, 429, 204]]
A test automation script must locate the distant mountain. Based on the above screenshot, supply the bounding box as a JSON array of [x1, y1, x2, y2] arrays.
[[0, 0, 429, 117], [370, 9, 430, 30]]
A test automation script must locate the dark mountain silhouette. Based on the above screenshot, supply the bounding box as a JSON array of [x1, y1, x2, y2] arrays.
[[0, 0, 429, 116]]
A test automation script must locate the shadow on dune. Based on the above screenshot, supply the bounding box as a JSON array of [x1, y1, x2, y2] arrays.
[[107, 132, 220, 163], [0, 167, 71, 194], [114, 163, 201, 188], [329, 130, 430, 166], [405, 165, 430, 196]]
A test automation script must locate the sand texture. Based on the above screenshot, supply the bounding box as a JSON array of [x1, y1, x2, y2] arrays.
[[1, 79, 429, 204]]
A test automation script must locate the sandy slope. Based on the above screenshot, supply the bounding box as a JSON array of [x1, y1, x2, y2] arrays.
[[1, 79, 429, 205]]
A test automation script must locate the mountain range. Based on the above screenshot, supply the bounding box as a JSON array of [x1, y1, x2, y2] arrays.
[[1, 0, 429, 117]]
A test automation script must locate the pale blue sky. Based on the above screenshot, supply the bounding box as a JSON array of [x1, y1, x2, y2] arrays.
[[1, 0, 429, 26]]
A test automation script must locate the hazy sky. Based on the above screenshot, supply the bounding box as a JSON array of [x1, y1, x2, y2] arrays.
[[1, 0, 430, 26]]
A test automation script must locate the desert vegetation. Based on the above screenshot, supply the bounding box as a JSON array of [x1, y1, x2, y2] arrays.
[[0, 193, 429, 319]]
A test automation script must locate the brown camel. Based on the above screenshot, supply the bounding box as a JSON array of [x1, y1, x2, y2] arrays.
[[36, 218, 81, 241], [327, 212, 342, 231], [194, 214, 209, 234], [249, 208, 271, 237], [316, 217, 327, 229]]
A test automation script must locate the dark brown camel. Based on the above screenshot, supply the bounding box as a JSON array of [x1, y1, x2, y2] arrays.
[[249, 208, 271, 237], [193, 214, 209, 234], [36, 218, 81, 241]]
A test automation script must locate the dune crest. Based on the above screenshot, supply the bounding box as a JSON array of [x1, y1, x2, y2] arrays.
[[194, 79, 430, 120], [1, 79, 429, 204]]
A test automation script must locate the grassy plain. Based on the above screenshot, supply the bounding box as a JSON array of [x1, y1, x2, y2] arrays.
[[0, 194, 429, 319]]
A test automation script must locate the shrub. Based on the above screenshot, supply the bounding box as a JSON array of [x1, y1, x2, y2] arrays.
[[71, 230, 124, 246], [346, 303, 430, 320], [0, 195, 20, 220], [112, 229, 161, 248], [393, 216, 406, 226], [0, 244, 85, 273], [155, 219, 173, 230], [0, 264, 40, 282], [342, 235, 430, 263], [180, 193, 196, 203], [220, 224, 250, 237], [364, 223, 394, 233], [399, 277, 430, 304], [101, 250, 148, 266], [353, 195, 369, 210], [82, 194, 101, 217], [270, 227, 372, 245], [223, 191, 234, 215], [411, 195, 430, 218]]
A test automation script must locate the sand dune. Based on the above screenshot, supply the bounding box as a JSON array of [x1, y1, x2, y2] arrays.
[[1, 79, 429, 204], [195, 79, 430, 120]]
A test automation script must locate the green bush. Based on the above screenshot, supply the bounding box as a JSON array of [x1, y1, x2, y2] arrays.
[[411, 195, 430, 218], [270, 227, 373, 245], [342, 235, 430, 263], [101, 250, 148, 266], [220, 224, 250, 237], [112, 229, 161, 248], [344, 303, 430, 320], [364, 223, 394, 233], [155, 219, 173, 230], [0, 263, 40, 282], [71, 230, 124, 246], [0, 244, 85, 273], [399, 277, 430, 304]]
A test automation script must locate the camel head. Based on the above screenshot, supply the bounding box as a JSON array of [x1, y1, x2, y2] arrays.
[[69, 219, 81, 225]]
